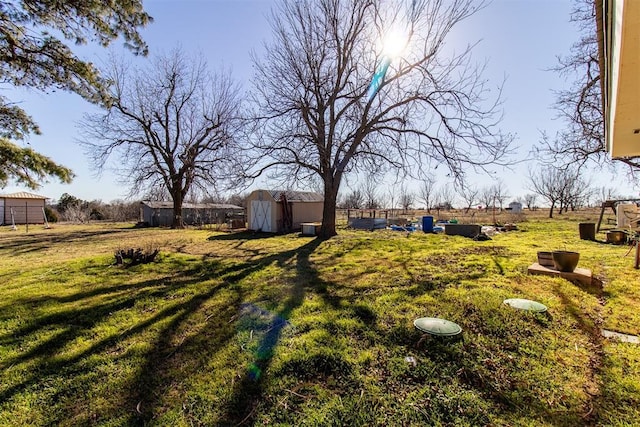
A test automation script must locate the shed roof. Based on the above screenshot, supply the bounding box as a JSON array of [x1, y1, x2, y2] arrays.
[[141, 201, 243, 210], [0, 191, 48, 200], [266, 190, 324, 202]]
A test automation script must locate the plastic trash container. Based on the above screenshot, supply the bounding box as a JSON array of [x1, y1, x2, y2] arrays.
[[422, 216, 434, 233]]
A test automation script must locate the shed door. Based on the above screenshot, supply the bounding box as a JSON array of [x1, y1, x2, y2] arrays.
[[0, 199, 4, 225], [251, 200, 272, 232]]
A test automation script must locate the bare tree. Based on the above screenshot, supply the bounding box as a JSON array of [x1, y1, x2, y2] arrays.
[[105, 200, 140, 222], [226, 192, 250, 208], [81, 49, 245, 228], [386, 187, 396, 214], [341, 188, 365, 209], [528, 167, 561, 218], [528, 165, 586, 218], [457, 184, 479, 213], [362, 178, 382, 209], [418, 174, 437, 212], [63, 204, 90, 223], [143, 186, 171, 202], [307, 177, 326, 196], [399, 185, 414, 212], [377, 191, 389, 210], [493, 179, 509, 211], [479, 185, 495, 211], [523, 193, 538, 210], [438, 185, 455, 211], [596, 186, 620, 205], [250, 0, 513, 237], [558, 172, 592, 213], [431, 187, 443, 215]]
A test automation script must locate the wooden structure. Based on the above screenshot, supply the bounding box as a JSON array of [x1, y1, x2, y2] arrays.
[[0, 191, 47, 225], [139, 201, 244, 227], [246, 190, 323, 233], [346, 209, 391, 220], [528, 263, 593, 287], [596, 199, 640, 232]]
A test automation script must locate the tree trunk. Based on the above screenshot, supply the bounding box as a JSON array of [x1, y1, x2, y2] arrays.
[[319, 180, 339, 238], [171, 190, 185, 228], [548, 202, 555, 219]]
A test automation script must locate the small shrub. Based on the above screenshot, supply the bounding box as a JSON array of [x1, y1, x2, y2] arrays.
[[89, 208, 104, 220], [44, 206, 58, 223]]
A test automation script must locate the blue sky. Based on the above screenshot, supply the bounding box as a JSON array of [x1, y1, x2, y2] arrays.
[[4, 0, 638, 204]]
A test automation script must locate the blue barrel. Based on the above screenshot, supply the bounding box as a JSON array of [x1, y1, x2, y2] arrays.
[[422, 215, 434, 233]]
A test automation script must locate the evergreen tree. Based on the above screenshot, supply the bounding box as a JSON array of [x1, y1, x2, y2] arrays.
[[0, 0, 151, 188]]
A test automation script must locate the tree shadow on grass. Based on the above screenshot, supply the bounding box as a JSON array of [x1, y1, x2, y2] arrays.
[[212, 237, 325, 426], [206, 230, 279, 242], [552, 282, 602, 339], [0, 235, 331, 424], [1, 244, 310, 422], [0, 259, 237, 403], [0, 229, 133, 256], [103, 236, 325, 425], [550, 282, 604, 425]]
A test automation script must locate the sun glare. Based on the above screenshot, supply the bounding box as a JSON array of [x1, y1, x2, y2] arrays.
[[381, 30, 408, 58]]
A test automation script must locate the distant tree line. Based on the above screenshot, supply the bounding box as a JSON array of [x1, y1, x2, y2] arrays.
[[335, 169, 630, 217], [337, 176, 511, 213], [48, 191, 251, 224], [50, 193, 140, 223]]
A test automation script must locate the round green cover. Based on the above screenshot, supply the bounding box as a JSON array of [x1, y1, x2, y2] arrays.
[[413, 317, 462, 336], [503, 298, 548, 313]]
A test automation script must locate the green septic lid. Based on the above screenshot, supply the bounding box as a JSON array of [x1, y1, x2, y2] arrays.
[[414, 317, 462, 336], [503, 298, 548, 313]]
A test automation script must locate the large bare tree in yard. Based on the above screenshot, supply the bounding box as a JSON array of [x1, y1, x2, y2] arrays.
[[81, 49, 244, 228], [250, 0, 513, 238]]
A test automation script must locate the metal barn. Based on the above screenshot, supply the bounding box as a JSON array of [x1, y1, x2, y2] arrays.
[[0, 192, 48, 225], [140, 201, 244, 227], [246, 189, 323, 233]]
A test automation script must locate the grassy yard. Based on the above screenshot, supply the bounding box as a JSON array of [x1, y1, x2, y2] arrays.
[[0, 213, 638, 426]]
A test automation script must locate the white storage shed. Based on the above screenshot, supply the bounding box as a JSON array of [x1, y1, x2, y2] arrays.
[[246, 190, 323, 233]]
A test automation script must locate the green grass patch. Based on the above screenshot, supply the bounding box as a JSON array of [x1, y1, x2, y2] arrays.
[[0, 215, 638, 425]]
